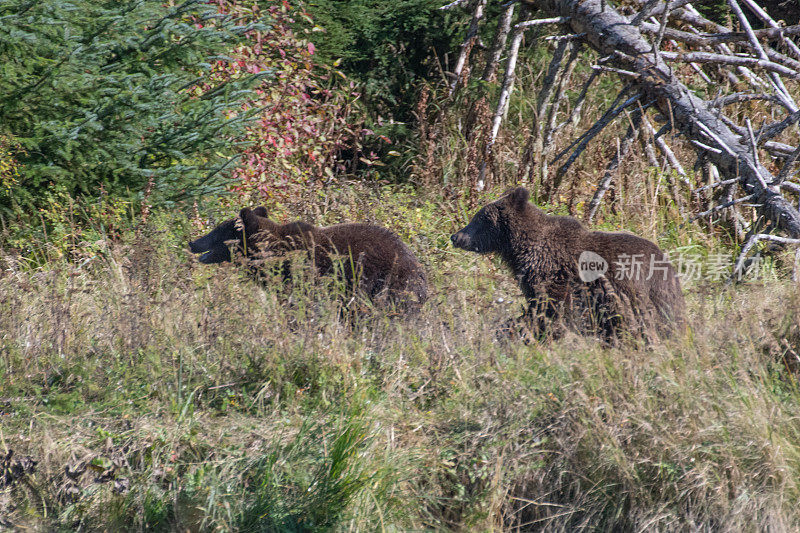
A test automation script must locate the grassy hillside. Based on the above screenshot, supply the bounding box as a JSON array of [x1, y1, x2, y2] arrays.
[[2, 1, 800, 527], [1, 184, 799, 530]]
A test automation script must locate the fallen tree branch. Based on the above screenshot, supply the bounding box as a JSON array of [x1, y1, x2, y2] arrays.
[[524, 39, 581, 184], [557, 69, 599, 132], [515, 17, 571, 29], [738, 0, 800, 61], [534, 0, 800, 236], [551, 93, 644, 193], [639, 23, 800, 75], [727, 0, 798, 111], [545, 33, 585, 41], [776, 144, 800, 185], [730, 233, 800, 282], [641, 115, 691, 188], [639, 21, 800, 47], [756, 109, 800, 144], [764, 140, 798, 159], [488, 16, 572, 148], [551, 88, 638, 166], [711, 92, 785, 107], [439, 0, 472, 11], [590, 64, 640, 77], [658, 51, 800, 79], [695, 177, 739, 192], [692, 194, 756, 220]]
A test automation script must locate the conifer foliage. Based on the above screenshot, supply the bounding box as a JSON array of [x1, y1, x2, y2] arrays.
[[0, 0, 270, 213]]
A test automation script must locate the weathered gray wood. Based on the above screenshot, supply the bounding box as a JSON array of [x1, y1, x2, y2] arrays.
[[535, 0, 800, 237], [481, 3, 516, 82], [449, 0, 487, 95]]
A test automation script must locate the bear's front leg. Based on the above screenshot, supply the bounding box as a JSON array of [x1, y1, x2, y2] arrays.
[[494, 291, 564, 344], [527, 293, 565, 340]]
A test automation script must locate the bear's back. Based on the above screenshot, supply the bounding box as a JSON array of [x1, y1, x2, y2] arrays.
[[582, 229, 685, 331], [314, 223, 428, 305], [318, 224, 420, 266]]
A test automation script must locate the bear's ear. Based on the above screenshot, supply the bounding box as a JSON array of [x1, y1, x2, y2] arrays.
[[239, 207, 261, 235], [252, 206, 268, 218], [508, 187, 530, 211]]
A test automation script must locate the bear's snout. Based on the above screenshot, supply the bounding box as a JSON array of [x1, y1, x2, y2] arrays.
[[189, 239, 203, 254], [451, 232, 471, 250]]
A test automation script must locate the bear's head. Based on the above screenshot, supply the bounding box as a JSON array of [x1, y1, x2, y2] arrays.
[[450, 187, 530, 253], [189, 206, 268, 263]]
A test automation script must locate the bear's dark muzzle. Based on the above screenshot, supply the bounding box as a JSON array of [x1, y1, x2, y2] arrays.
[[189, 239, 204, 254], [451, 232, 472, 250]]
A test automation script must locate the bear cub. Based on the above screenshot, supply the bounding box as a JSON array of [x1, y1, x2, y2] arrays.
[[190, 207, 428, 308], [451, 187, 685, 339]]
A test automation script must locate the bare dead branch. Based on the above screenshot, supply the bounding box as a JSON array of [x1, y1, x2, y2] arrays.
[[539, 41, 582, 182], [694, 119, 738, 158], [738, 0, 800, 61], [695, 177, 740, 192], [658, 2, 791, 90], [557, 69, 600, 134], [515, 17, 571, 29], [727, 0, 798, 111], [651, 6, 671, 65], [450, 0, 487, 95], [690, 139, 723, 154], [642, 116, 690, 187], [711, 92, 785, 107], [630, 0, 662, 26], [764, 140, 798, 159], [665, 4, 727, 32], [639, 23, 800, 74], [481, 2, 516, 82], [776, 144, 800, 185], [552, 89, 638, 165], [552, 92, 644, 189], [488, 28, 524, 147], [692, 194, 756, 220], [529, 39, 573, 159], [640, 0, 697, 19], [731, 233, 800, 282], [717, 113, 747, 137], [745, 118, 762, 169], [755, 109, 800, 144], [658, 51, 800, 79], [488, 16, 573, 147], [545, 33, 586, 41], [591, 64, 640, 77], [657, 30, 713, 84]]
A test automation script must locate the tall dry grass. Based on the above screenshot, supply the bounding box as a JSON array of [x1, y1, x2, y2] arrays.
[[1, 187, 799, 530]]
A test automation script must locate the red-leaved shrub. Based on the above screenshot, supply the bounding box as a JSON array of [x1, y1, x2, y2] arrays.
[[212, 1, 375, 203]]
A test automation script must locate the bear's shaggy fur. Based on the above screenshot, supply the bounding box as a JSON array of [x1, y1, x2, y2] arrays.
[[189, 207, 428, 308], [451, 187, 685, 338]]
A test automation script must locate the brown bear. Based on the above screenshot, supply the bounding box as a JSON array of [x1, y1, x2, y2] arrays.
[[451, 187, 685, 339], [189, 207, 428, 308]]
